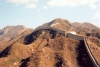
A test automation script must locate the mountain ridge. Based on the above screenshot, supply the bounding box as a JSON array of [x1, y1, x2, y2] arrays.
[[37, 18, 100, 38]]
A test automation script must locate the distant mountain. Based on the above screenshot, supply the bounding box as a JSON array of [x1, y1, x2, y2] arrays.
[[0, 25, 29, 45], [72, 22, 99, 29], [72, 22, 100, 38]]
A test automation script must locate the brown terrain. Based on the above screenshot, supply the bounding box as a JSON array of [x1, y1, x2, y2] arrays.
[[0, 18, 100, 67]]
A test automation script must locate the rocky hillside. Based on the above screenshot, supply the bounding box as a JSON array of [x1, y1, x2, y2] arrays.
[[0, 28, 100, 67], [0, 29, 83, 67], [0, 25, 28, 45]]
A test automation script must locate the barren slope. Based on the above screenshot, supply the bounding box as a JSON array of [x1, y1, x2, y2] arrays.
[[0, 29, 97, 67]]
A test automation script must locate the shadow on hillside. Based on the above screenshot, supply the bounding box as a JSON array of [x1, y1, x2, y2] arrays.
[[55, 53, 64, 67], [0, 45, 12, 58], [76, 40, 94, 67], [20, 57, 30, 67], [24, 29, 58, 45], [24, 30, 39, 44]]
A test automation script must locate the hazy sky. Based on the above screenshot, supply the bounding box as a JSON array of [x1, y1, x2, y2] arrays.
[[0, 0, 100, 29]]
